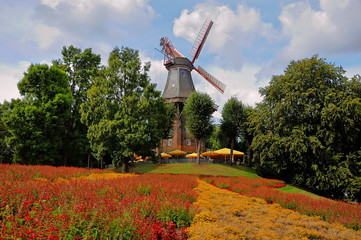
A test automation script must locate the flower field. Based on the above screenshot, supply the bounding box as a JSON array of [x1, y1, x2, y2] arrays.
[[201, 176, 361, 230], [188, 180, 361, 240], [1, 164, 361, 239], [0, 164, 198, 239]]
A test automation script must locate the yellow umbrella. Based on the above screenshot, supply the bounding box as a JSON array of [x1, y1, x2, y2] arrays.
[[214, 148, 244, 156], [160, 152, 172, 158], [168, 150, 186, 156], [133, 154, 142, 160], [202, 150, 221, 157], [186, 153, 203, 158]]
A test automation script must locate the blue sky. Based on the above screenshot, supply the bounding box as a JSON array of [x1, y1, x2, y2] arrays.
[[1, 0, 361, 117]]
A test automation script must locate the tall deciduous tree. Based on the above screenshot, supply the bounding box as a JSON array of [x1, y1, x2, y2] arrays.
[[0, 101, 13, 163], [220, 97, 245, 164], [184, 92, 217, 164], [3, 64, 72, 165], [81, 47, 173, 172], [53, 46, 101, 166], [251, 55, 361, 200], [242, 106, 256, 166]]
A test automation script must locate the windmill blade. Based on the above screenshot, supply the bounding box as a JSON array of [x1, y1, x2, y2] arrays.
[[195, 66, 226, 94], [190, 20, 214, 63], [165, 44, 185, 59], [160, 37, 185, 61]]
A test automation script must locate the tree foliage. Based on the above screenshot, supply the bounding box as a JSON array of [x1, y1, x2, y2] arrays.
[[3, 64, 72, 165], [220, 97, 245, 164], [251, 55, 361, 200], [0, 101, 13, 163], [53, 46, 101, 166], [184, 92, 217, 164], [80, 47, 173, 172]]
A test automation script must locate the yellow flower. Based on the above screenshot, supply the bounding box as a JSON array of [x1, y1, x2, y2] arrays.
[[187, 180, 361, 240]]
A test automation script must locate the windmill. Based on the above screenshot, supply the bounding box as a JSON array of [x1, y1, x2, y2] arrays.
[[158, 20, 226, 154]]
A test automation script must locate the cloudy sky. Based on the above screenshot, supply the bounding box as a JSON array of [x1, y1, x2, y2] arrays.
[[1, 0, 361, 117]]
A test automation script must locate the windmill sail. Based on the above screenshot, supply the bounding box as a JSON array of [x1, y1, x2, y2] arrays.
[[195, 66, 226, 94], [165, 44, 185, 59], [160, 37, 185, 63], [190, 20, 213, 63]]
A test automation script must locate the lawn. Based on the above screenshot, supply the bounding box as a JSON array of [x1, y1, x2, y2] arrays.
[[129, 163, 259, 178], [130, 163, 322, 199], [279, 184, 322, 199]]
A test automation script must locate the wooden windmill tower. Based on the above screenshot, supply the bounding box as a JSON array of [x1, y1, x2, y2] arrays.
[[159, 20, 226, 153]]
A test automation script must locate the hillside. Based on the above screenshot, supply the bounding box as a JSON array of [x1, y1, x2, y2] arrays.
[[129, 163, 320, 198]]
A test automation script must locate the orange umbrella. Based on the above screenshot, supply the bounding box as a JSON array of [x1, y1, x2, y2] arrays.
[[160, 152, 172, 158], [168, 150, 186, 156], [202, 151, 221, 157], [186, 153, 203, 158]]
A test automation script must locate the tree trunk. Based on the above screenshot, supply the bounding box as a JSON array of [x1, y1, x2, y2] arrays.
[[87, 154, 91, 169], [122, 158, 130, 173], [196, 139, 201, 164], [230, 138, 234, 165], [100, 157, 104, 170]]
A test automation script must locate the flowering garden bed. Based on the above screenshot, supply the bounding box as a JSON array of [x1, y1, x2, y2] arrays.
[[0, 164, 198, 239], [188, 180, 361, 239], [1, 164, 360, 239], [201, 176, 361, 230]]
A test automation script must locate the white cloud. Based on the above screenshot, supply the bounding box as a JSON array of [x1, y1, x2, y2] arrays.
[[40, 0, 154, 18], [173, 1, 280, 69], [279, 0, 361, 59], [0, 61, 31, 103], [192, 63, 263, 121], [139, 52, 168, 92], [195, 63, 263, 107], [36, 0, 155, 32], [257, 0, 361, 83], [0, 0, 156, 53], [345, 65, 361, 79], [34, 24, 62, 49]]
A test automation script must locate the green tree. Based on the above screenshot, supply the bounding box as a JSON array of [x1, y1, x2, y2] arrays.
[[184, 92, 217, 164], [206, 125, 222, 150], [220, 97, 245, 164], [3, 64, 72, 165], [0, 101, 13, 163], [242, 106, 256, 166], [53, 46, 101, 166], [251, 55, 361, 200], [81, 47, 173, 172]]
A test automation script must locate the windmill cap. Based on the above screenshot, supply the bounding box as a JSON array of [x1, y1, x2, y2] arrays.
[[165, 57, 194, 71]]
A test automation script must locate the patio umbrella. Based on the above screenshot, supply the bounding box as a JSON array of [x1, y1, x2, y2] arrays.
[[133, 154, 142, 160], [186, 153, 203, 158], [214, 148, 244, 156], [168, 149, 186, 160], [160, 152, 172, 158], [214, 148, 244, 162], [202, 150, 221, 158], [168, 150, 186, 156]]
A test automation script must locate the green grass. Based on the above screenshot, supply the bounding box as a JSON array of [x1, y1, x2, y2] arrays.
[[278, 185, 322, 199], [130, 163, 259, 178], [129, 163, 323, 199]]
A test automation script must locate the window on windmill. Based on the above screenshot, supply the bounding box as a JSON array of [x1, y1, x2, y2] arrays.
[[186, 138, 191, 146], [167, 139, 173, 146]]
